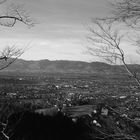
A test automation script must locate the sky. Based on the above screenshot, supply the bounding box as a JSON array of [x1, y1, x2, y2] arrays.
[[0, 0, 140, 63]]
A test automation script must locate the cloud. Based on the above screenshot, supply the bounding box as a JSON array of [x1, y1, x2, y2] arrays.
[[2, 0, 138, 63]]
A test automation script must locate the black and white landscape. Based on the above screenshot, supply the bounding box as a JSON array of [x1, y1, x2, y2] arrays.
[[1, 0, 140, 140]]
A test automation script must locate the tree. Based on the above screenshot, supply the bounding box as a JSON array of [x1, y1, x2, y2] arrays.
[[108, 0, 140, 29], [108, 0, 140, 54], [0, 0, 34, 70], [0, 46, 24, 70], [87, 19, 140, 87], [87, 0, 140, 87]]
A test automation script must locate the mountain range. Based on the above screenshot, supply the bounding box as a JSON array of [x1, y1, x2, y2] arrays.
[[1, 59, 140, 74]]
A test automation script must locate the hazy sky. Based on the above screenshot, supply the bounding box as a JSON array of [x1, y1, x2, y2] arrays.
[[0, 0, 140, 63]]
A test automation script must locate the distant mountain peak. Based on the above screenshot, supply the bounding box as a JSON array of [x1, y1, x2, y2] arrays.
[[1, 59, 140, 74]]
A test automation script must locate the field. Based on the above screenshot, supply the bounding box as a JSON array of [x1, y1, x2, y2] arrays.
[[0, 73, 139, 105], [0, 72, 139, 109], [0, 72, 140, 139]]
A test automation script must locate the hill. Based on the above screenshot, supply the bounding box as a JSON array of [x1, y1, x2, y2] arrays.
[[0, 59, 140, 74]]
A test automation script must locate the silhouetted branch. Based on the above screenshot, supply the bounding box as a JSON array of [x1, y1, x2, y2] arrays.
[[0, 46, 24, 70], [87, 19, 140, 87], [0, 2, 34, 70], [97, 0, 140, 29], [0, 4, 35, 27]]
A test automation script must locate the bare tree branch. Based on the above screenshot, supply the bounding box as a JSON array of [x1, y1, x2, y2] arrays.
[[87, 19, 140, 87], [98, 0, 140, 29], [0, 3, 35, 70], [0, 46, 24, 70], [0, 4, 35, 27]]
